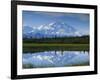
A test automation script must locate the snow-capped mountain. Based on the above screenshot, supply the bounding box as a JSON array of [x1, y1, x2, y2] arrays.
[[23, 21, 82, 38]]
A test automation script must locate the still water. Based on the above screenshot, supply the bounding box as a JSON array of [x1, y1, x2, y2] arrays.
[[23, 51, 89, 68]]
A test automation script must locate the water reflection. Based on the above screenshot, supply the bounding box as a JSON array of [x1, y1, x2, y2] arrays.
[[23, 51, 89, 68]]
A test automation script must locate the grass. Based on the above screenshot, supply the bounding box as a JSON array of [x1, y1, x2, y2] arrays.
[[23, 43, 89, 47], [23, 43, 89, 53]]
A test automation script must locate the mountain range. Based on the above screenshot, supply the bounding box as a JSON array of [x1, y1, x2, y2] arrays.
[[23, 21, 82, 39]]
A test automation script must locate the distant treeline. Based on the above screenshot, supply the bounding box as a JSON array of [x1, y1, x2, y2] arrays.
[[23, 35, 89, 44]]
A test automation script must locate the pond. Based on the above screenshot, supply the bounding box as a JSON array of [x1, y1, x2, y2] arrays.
[[23, 51, 89, 68]]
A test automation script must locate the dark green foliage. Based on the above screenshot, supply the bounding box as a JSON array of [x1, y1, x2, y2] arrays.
[[23, 35, 89, 53], [23, 64, 33, 68], [23, 35, 89, 44], [23, 44, 89, 53]]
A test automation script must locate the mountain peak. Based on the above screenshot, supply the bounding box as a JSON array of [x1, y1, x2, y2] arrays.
[[23, 21, 82, 38]]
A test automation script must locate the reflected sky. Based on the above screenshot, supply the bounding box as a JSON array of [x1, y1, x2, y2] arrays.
[[23, 51, 89, 68]]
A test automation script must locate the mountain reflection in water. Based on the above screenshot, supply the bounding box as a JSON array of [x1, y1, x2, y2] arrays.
[[23, 51, 89, 68]]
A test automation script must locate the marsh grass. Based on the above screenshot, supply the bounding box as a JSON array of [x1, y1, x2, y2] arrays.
[[23, 43, 89, 53]]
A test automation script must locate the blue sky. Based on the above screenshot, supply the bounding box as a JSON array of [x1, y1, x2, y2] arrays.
[[22, 11, 90, 35]]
